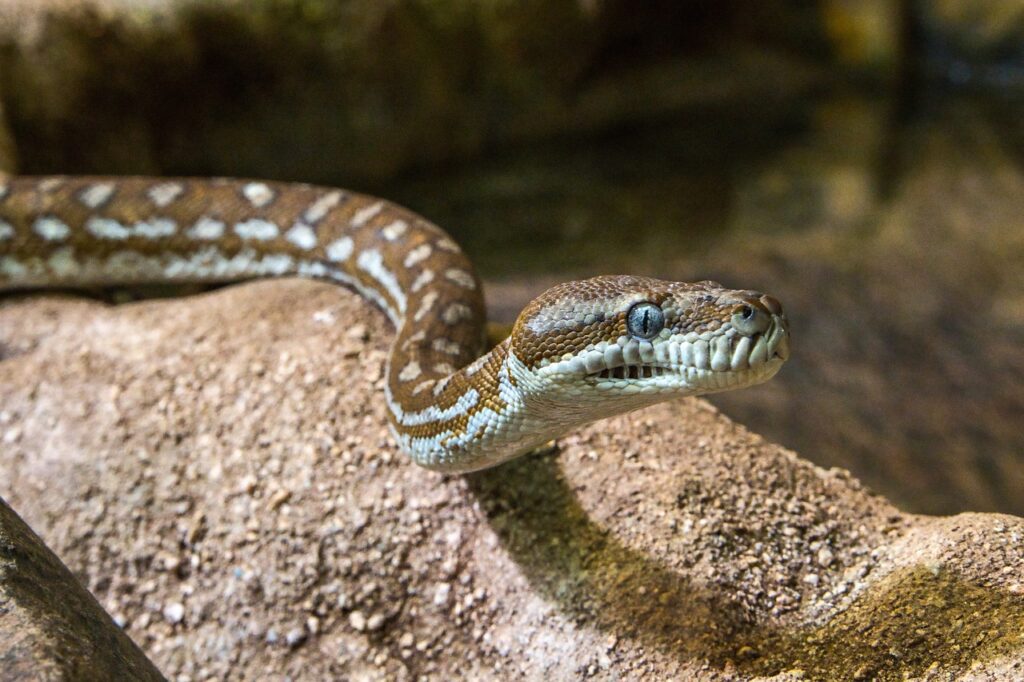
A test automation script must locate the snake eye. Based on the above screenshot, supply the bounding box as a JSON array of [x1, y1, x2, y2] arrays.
[[626, 302, 665, 339]]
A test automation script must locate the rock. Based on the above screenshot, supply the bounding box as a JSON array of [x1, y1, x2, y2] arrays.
[[0, 495, 164, 680], [161, 602, 185, 625], [1, 280, 1023, 679]]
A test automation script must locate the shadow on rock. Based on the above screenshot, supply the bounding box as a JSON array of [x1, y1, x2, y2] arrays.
[[469, 451, 1024, 679]]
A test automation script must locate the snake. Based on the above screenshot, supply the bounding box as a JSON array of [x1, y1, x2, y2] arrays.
[[0, 176, 790, 472]]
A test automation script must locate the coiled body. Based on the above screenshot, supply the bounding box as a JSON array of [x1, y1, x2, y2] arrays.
[[0, 176, 790, 471]]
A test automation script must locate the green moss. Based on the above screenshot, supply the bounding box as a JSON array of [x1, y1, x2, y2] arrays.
[[741, 565, 1024, 680]]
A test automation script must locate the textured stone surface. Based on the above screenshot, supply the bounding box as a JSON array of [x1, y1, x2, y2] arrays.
[[0, 495, 164, 680], [1, 281, 1022, 679]]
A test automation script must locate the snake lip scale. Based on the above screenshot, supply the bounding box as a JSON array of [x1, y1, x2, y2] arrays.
[[0, 175, 791, 472]]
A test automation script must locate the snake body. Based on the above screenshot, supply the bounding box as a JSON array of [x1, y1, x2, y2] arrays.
[[0, 176, 790, 472]]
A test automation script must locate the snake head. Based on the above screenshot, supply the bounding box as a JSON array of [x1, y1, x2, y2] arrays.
[[509, 276, 789, 413]]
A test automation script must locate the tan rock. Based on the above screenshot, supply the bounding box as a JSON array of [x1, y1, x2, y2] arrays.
[[1, 280, 1022, 679]]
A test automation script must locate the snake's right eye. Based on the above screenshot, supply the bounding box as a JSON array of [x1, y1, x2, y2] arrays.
[[627, 302, 664, 339]]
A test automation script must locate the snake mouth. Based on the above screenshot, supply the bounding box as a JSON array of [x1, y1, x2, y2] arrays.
[[585, 320, 789, 384]]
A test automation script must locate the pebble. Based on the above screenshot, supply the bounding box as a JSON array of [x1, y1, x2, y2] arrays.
[[349, 611, 367, 632], [433, 582, 451, 606], [163, 602, 186, 625], [286, 628, 307, 648]]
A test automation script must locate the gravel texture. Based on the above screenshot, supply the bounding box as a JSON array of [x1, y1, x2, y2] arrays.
[[1, 280, 1023, 680]]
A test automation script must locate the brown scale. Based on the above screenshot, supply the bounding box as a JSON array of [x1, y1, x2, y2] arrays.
[[395, 341, 512, 442], [0, 176, 487, 425]]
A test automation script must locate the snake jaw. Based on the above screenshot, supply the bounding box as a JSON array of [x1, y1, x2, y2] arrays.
[[536, 315, 789, 397]]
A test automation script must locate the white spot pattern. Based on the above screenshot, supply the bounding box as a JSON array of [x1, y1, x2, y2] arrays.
[[351, 202, 383, 227], [432, 338, 462, 356], [285, 223, 317, 250], [410, 269, 434, 293], [0, 256, 28, 278], [325, 236, 353, 262], [0, 220, 13, 241], [134, 219, 177, 238], [382, 220, 408, 241], [403, 244, 432, 268], [86, 217, 176, 239], [187, 217, 226, 240], [399, 361, 422, 382], [445, 268, 476, 290], [414, 290, 439, 322], [33, 217, 70, 241], [161, 247, 294, 279], [78, 183, 115, 209], [435, 237, 460, 252], [242, 182, 275, 208], [357, 248, 407, 313], [147, 182, 184, 207], [234, 219, 279, 241], [47, 247, 78, 277], [442, 302, 472, 325], [303, 190, 345, 224]]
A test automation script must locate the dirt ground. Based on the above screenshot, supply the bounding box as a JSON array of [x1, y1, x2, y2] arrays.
[[1, 280, 1023, 680]]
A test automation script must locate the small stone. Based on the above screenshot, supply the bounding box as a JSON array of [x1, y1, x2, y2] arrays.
[[817, 548, 835, 567], [399, 632, 415, 648], [803, 573, 820, 586], [349, 611, 367, 632], [366, 613, 385, 631], [285, 628, 307, 648], [268, 489, 291, 511], [163, 602, 185, 625], [433, 582, 451, 606]]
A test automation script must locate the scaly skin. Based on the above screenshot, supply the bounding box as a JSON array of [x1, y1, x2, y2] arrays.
[[0, 176, 790, 471]]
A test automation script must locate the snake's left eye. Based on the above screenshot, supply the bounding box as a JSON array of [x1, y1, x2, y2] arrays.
[[627, 302, 665, 339]]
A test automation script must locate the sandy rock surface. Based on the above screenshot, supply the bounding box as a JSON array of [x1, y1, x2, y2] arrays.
[[1, 280, 1023, 680]]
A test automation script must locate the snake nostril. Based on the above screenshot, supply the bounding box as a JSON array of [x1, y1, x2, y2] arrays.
[[760, 294, 782, 315]]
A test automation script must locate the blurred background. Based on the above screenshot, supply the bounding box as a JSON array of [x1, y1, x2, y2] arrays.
[[0, 0, 1021, 516]]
